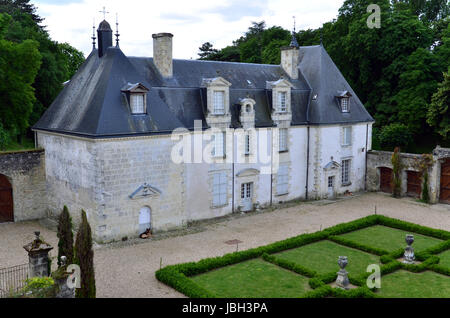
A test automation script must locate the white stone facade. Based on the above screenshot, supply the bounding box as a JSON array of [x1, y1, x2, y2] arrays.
[[37, 120, 372, 242]]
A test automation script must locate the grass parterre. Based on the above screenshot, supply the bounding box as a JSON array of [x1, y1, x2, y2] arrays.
[[155, 215, 450, 298]]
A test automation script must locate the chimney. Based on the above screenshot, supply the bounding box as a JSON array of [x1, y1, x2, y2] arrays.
[[280, 32, 300, 79], [152, 33, 173, 78], [98, 20, 113, 58]]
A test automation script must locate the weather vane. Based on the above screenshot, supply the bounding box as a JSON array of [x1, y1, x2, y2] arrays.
[[115, 13, 120, 47], [92, 18, 96, 50], [99, 6, 109, 20], [293, 16, 296, 33]]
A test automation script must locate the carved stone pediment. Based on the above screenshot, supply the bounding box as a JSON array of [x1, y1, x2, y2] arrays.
[[236, 168, 260, 177], [129, 183, 161, 199], [324, 161, 341, 171]]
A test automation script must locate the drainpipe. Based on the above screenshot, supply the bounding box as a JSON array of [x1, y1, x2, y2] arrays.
[[306, 126, 310, 200], [365, 124, 369, 191], [270, 127, 274, 206]]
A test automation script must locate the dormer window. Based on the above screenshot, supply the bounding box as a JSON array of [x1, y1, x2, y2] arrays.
[[278, 92, 287, 112], [336, 91, 352, 113], [122, 83, 150, 115], [131, 94, 145, 114], [213, 91, 225, 114], [341, 98, 349, 113]]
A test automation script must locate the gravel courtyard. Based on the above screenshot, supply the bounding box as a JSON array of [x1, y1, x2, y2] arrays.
[[1, 192, 449, 298]]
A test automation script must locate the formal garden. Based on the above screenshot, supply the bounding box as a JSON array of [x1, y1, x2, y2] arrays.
[[156, 215, 450, 298]]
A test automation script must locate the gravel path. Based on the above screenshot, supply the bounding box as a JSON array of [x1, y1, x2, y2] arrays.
[[1, 192, 449, 298]]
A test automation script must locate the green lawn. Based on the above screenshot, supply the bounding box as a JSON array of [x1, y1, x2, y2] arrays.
[[338, 225, 443, 253], [191, 259, 311, 298], [438, 250, 450, 269], [275, 240, 380, 276], [376, 270, 450, 298]]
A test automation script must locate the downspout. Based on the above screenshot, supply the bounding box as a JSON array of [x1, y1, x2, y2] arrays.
[[365, 124, 369, 191], [306, 126, 310, 200], [270, 127, 274, 206]]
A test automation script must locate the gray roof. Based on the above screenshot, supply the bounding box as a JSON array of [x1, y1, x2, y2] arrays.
[[299, 45, 374, 125], [33, 44, 373, 138]]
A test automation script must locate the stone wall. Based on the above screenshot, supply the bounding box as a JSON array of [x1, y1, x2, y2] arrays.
[[366, 148, 450, 203], [0, 149, 47, 221]]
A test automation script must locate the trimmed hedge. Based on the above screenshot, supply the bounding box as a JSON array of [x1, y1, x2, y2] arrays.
[[155, 215, 450, 298]]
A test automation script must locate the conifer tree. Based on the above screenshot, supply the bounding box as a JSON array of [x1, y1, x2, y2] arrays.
[[57, 205, 74, 267], [74, 210, 96, 298]]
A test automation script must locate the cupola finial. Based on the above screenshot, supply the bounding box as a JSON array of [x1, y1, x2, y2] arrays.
[[91, 19, 96, 50], [99, 6, 109, 20], [115, 13, 120, 47], [289, 16, 299, 48]]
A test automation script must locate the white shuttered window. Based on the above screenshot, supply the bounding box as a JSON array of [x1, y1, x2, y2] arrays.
[[213, 172, 228, 207]]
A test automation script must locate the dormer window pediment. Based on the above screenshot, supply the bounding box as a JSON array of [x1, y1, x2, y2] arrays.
[[203, 77, 232, 118], [267, 78, 293, 114], [122, 83, 150, 115]]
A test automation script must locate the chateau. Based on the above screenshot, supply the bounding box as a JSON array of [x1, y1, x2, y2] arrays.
[[29, 20, 374, 242]]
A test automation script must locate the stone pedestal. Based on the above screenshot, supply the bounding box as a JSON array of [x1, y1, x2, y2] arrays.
[[23, 231, 53, 277], [336, 256, 350, 290]]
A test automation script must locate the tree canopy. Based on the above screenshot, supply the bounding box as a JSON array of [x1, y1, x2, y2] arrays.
[[0, 0, 85, 147]]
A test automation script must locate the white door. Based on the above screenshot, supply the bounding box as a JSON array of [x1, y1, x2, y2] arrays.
[[328, 176, 335, 199], [139, 207, 151, 234], [241, 183, 253, 212]]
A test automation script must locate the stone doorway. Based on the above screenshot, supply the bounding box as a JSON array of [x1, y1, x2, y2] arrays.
[[0, 174, 13, 223], [406, 171, 422, 198], [139, 206, 151, 234], [379, 167, 393, 194], [440, 158, 450, 204]]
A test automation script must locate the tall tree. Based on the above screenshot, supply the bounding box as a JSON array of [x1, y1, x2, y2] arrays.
[[427, 67, 450, 140], [198, 42, 218, 60], [74, 210, 96, 298], [57, 206, 74, 267], [0, 13, 41, 141]]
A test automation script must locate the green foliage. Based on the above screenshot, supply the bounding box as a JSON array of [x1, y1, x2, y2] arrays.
[[0, 13, 41, 137], [262, 253, 317, 278], [422, 171, 430, 203], [57, 205, 74, 267], [378, 123, 413, 151], [0, 122, 10, 150], [391, 147, 402, 198], [18, 276, 56, 298], [427, 68, 450, 140], [74, 210, 96, 298]]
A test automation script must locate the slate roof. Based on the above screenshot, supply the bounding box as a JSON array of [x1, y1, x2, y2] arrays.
[[33, 44, 373, 139]]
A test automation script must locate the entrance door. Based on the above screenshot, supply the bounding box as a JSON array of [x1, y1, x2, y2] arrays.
[[139, 207, 151, 234], [0, 175, 13, 223], [241, 183, 253, 212], [406, 171, 422, 198], [440, 159, 450, 204], [328, 176, 335, 199], [380, 167, 393, 194]]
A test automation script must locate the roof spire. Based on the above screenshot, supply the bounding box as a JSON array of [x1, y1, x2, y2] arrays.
[[91, 19, 97, 50], [115, 13, 120, 47], [290, 16, 299, 48]]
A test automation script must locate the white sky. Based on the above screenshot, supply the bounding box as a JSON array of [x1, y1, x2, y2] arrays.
[[32, 0, 345, 59]]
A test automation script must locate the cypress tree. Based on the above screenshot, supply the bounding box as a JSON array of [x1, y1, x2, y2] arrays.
[[57, 206, 74, 267], [74, 210, 96, 298], [391, 147, 402, 198]]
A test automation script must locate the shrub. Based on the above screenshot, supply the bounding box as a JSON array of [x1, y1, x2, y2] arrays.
[[57, 206, 74, 267], [379, 123, 413, 151], [17, 277, 56, 298], [74, 210, 96, 298], [391, 147, 402, 198]]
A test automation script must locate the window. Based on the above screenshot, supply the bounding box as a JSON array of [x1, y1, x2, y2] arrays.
[[277, 165, 289, 195], [278, 92, 287, 112], [341, 98, 349, 113], [213, 91, 225, 114], [343, 127, 352, 146], [212, 132, 225, 157], [245, 133, 251, 155], [342, 159, 351, 185], [241, 183, 253, 199], [131, 94, 145, 114], [279, 128, 288, 152], [213, 172, 228, 207], [328, 176, 334, 189]]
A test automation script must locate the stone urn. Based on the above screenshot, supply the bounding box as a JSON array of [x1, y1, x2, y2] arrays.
[[403, 234, 415, 264], [336, 256, 350, 289]]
